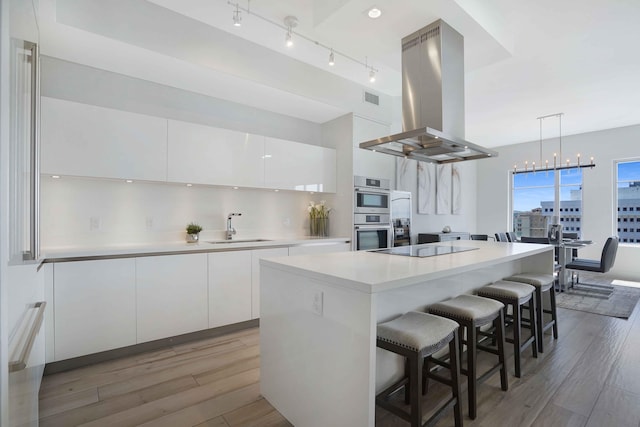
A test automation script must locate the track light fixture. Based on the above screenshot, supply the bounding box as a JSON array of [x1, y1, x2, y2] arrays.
[[226, 2, 379, 83], [284, 16, 297, 48], [232, 3, 241, 27]]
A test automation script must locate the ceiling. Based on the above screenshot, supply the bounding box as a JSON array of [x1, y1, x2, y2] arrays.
[[41, 0, 640, 147]]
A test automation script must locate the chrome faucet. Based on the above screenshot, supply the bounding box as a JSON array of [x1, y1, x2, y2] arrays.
[[226, 212, 242, 240]]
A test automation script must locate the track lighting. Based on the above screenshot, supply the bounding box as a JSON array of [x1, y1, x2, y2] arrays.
[[226, 3, 379, 83], [284, 15, 297, 48], [232, 5, 241, 27], [285, 30, 293, 47]]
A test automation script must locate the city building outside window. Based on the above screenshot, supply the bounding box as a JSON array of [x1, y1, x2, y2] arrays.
[[512, 169, 583, 238], [616, 160, 640, 243]]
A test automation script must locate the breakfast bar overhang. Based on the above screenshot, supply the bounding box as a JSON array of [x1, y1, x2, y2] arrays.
[[259, 240, 553, 427]]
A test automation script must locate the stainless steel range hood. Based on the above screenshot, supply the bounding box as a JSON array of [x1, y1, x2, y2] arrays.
[[360, 20, 497, 163]]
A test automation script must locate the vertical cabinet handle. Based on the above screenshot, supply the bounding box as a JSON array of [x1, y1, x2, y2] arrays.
[[9, 301, 46, 373]]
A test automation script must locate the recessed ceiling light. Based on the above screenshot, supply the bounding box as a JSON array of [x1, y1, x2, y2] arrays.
[[51, 175, 60, 179], [125, 179, 133, 183], [368, 7, 382, 19], [186, 183, 193, 187]]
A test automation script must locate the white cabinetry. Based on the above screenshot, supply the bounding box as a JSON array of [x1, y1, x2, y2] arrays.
[[288, 242, 351, 256], [136, 253, 208, 342], [251, 248, 288, 319], [353, 116, 394, 181], [264, 137, 336, 192], [167, 120, 265, 187], [40, 97, 168, 181], [53, 259, 136, 361], [208, 251, 252, 327]]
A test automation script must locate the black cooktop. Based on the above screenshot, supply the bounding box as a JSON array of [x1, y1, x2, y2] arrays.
[[371, 244, 478, 258]]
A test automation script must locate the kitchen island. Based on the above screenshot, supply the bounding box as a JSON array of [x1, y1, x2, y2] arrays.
[[259, 240, 553, 427]]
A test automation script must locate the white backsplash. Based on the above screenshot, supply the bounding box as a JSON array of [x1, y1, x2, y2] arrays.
[[40, 176, 330, 248]]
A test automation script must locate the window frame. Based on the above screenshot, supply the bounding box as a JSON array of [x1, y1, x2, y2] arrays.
[[614, 158, 640, 244], [510, 168, 583, 238]]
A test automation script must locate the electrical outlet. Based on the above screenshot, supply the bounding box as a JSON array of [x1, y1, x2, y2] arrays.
[[283, 217, 291, 227], [89, 216, 101, 231], [312, 291, 323, 316], [146, 217, 154, 229]]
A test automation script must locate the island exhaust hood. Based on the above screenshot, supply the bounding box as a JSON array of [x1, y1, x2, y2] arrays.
[[360, 20, 497, 163]]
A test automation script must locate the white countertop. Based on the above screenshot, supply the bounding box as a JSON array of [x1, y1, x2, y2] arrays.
[[42, 236, 350, 261], [261, 240, 553, 294]]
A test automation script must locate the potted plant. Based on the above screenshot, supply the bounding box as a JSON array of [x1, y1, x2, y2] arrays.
[[186, 222, 203, 243]]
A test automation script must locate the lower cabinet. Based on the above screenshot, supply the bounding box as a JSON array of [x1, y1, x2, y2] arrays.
[[50, 241, 349, 361], [136, 253, 208, 342], [53, 259, 136, 361], [208, 251, 253, 328], [251, 247, 289, 319]]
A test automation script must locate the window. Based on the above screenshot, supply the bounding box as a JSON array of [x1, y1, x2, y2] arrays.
[[512, 169, 583, 238], [616, 160, 640, 244]]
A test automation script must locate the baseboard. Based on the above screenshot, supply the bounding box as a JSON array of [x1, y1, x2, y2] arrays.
[[44, 319, 259, 375]]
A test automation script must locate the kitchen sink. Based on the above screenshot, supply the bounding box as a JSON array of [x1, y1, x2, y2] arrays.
[[206, 239, 272, 244]]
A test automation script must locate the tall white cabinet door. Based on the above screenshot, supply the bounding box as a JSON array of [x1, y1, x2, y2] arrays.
[[40, 97, 168, 181], [53, 259, 136, 361], [167, 120, 265, 187], [264, 137, 336, 192], [251, 248, 288, 319], [353, 116, 394, 181], [136, 253, 208, 343], [209, 251, 252, 327]]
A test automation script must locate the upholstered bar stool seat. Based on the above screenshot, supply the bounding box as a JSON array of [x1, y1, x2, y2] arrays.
[[376, 311, 463, 427], [505, 273, 558, 353], [429, 295, 508, 420], [477, 281, 538, 378]]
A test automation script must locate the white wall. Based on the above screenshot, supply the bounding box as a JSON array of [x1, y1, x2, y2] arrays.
[[395, 159, 479, 241], [477, 124, 640, 280]]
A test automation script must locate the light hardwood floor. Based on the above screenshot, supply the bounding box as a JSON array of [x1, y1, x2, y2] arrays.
[[40, 302, 640, 426]]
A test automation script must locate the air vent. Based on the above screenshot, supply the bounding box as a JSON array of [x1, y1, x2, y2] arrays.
[[364, 91, 379, 106]]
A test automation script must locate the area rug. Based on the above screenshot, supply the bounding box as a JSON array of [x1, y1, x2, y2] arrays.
[[556, 276, 640, 319]]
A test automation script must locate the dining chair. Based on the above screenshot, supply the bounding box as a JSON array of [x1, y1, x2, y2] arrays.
[[565, 237, 618, 294], [470, 234, 489, 241], [495, 232, 508, 242], [506, 232, 518, 242]]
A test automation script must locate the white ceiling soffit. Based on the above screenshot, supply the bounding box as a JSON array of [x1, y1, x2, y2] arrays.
[[42, 0, 366, 123]]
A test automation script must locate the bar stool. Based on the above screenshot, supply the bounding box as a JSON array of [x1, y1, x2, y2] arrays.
[[376, 311, 463, 427], [428, 295, 508, 420], [504, 273, 558, 353], [477, 281, 538, 378]]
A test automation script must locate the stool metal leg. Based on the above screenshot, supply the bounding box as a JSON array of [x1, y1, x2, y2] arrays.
[[535, 287, 545, 353], [409, 354, 423, 427], [550, 285, 559, 339], [495, 310, 508, 391], [467, 322, 478, 419], [449, 331, 463, 427], [512, 301, 522, 378]]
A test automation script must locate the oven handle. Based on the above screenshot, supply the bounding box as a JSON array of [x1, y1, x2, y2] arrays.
[[354, 187, 391, 195], [354, 225, 392, 230]]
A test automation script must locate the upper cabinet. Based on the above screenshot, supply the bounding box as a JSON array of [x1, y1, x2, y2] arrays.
[[167, 120, 265, 188], [264, 137, 336, 193], [40, 97, 168, 181], [40, 98, 336, 192]]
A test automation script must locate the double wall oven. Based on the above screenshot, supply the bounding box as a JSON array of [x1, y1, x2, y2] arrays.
[[353, 176, 392, 251]]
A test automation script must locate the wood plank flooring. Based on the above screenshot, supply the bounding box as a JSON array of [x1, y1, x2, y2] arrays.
[[40, 302, 640, 426]]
